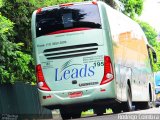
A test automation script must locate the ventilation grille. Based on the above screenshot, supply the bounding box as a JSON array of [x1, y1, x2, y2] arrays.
[[44, 43, 98, 60]]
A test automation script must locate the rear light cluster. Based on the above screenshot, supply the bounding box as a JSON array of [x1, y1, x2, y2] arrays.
[[100, 56, 114, 85], [36, 64, 51, 91]]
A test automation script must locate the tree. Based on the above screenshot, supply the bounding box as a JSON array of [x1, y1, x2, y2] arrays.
[[0, 0, 83, 52], [0, 0, 36, 52], [104, 0, 120, 8], [0, 14, 35, 84], [36, 0, 83, 7], [120, 0, 143, 19], [0, 0, 83, 84], [102, 0, 143, 19], [154, 44, 160, 71], [138, 20, 160, 72], [137, 21, 157, 46]]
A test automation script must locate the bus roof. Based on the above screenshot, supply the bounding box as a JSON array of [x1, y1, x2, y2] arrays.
[[35, 1, 97, 13]]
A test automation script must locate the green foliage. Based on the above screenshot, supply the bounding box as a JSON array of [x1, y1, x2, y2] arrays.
[[0, 0, 2, 7], [0, 0, 84, 84], [137, 20, 160, 72], [35, 0, 83, 7], [0, 14, 35, 84], [154, 44, 160, 71], [94, 0, 144, 19], [103, 0, 116, 8], [0, 0, 83, 52], [0, 0, 36, 52], [137, 20, 157, 46], [121, 0, 143, 19]]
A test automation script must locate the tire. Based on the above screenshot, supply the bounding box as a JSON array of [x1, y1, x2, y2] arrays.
[[142, 99, 152, 109], [60, 108, 71, 120], [112, 106, 122, 114], [134, 102, 142, 110], [60, 108, 81, 120], [93, 107, 105, 116], [72, 112, 81, 119], [122, 84, 133, 112], [135, 101, 152, 110]]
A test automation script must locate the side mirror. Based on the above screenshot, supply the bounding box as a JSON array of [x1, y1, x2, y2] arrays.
[[147, 44, 157, 63], [152, 51, 157, 63]]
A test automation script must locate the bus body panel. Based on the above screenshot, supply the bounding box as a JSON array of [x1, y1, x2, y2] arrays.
[[105, 4, 154, 102], [38, 81, 115, 107], [35, 29, 107, 91]]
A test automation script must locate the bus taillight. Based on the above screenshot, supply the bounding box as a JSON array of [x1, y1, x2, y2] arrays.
[[36, 64, 51, 91], [100, 56, 114, 85]]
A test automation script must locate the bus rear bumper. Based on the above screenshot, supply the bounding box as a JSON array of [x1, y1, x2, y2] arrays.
[[38, 81, 116, 108]]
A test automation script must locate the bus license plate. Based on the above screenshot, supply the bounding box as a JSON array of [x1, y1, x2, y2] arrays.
[[69, 91, 83, 98]]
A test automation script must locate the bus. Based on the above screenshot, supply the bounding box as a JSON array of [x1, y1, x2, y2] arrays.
[[155, 72, 160, 107], [31, 1, 157, 119]]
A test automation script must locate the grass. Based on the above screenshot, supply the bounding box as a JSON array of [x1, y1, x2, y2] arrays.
[[81, 108, 113, 117], [52, 108, 113, 117]]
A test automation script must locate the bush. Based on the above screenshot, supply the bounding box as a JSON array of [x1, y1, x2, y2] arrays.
[[0, 14, 35, 84]]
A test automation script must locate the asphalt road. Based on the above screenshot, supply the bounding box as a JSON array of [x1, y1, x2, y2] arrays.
[[52, 107, 160, 120]]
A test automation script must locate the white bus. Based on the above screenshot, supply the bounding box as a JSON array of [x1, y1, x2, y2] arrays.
[[31, 1, 157, 119]]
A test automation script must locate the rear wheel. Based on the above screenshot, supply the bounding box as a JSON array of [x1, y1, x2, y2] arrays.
[[122, 84, 133, 112], [60, 109, 71, 120], [135, 102, 152, 110], [93, 107, 105, 116], [60, 108, 81, 120], [112, 106, 122, 114], [72, 112, 81, 119], [143, 91, 153, 109]]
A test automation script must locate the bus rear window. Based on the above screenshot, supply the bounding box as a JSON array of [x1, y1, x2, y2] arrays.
[[36, 4, 102, 37]]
